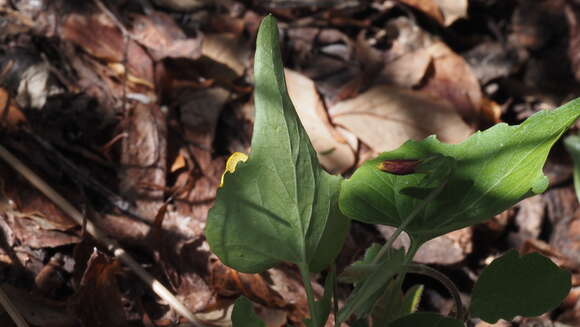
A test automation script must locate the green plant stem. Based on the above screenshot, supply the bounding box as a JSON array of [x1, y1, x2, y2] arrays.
[[298, 262, 320, 325], [404, 263, 465, 320], [372, 181, 448, 265]]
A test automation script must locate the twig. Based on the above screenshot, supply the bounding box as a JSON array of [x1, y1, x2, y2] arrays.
[[25, 132, 148, 224], [0, 144, 203, 326], [0, 284, 29, 327], [93, 0, 132, 113]]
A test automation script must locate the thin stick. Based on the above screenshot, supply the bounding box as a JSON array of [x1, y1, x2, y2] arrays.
[[0, 285, 29, 327], [0, 144, 203, 326]]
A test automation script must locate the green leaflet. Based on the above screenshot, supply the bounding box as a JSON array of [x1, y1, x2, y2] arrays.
[[232, 297, 266, 327], [205, 15, 349, 273], [470, 250, 571, 323], [564, 135, 580, 203], [339, 98, 580, 244]]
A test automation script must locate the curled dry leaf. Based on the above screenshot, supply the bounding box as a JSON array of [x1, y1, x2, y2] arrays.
[[202, 33, 249, 77], [381, 17, 482, 121], [0, 284, 77, 327], [396, 0, 445, 25], [71, 249, 126, 327], [433, 0, 468, 26], [285, 69, 356, 173], [420, 41, 482, 122], [130, 12, 202, 61], [378, 226, 472, 265], [397, 0, 467, 26], [60, 12, 154, 87], [119, 102, 167, 221], [329, 85, 473, 154], [152, 0, 213, 11], [0, 88, 27, 129]]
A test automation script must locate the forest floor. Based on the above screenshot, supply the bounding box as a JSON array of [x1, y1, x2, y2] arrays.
[[0, 0, 579, 326]]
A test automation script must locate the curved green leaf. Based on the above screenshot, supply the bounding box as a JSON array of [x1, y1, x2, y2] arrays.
[[339, 98, 580, 243], [564, 135, 580, 203], [470, 249, 571, 323], [205, 15, 349, 273], [232, 296, 266, 327], [388, 312, 464, 327], [337, 247, 406, 323]]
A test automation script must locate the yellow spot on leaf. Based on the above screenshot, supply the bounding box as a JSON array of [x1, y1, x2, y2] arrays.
[[220, 152, 249, 187]]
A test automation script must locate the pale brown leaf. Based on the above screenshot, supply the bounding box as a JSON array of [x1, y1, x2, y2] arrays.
[[329, 85, 473, 154]]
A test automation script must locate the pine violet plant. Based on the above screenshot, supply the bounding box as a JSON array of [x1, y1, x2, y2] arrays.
[[205, 15, 577, 327]]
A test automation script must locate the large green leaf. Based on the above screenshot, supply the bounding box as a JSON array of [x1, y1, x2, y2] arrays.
[[470, 249, 571, 323], [339, 98, 580, 243], [205, 15, 349, 273]]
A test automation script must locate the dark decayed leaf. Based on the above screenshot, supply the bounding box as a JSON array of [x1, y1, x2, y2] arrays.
[[71, 249, 126, 327], [339, 98, 580, 245], [470, 249, 571, 323], [205, 15, 350, 274]]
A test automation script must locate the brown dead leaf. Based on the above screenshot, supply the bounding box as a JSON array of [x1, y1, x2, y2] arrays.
[[378, 17, 432, 88], [152, 0, 212, 11], [119, 102, 167, 222], [420, 41, 482, 122], [566, 4, 580, 82], [172, 87, 229, 220], [381, 48, 432, 88], [378, 226, 472, 264], [201, 33, 248, 77], [433, 0, 468, 26], [210, 260, 287, 307], [511, 0, 567, 51], [480, 96, 502, 124], [71, 249, 126, 327], [397, 0, 445, 25], [0, 284, 77, 327], [1, 173, 79, 248], [0, 88, 27, 129], [329, 85, 473, 154], [285, 69, 355, 174], [130, 12, 202, 61], [61, 12, 154, 87]]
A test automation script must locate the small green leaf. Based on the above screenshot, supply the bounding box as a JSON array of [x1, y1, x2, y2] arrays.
[[339, 243, 382, 284], [232, 297, 266, 327], [400, 284, 423, 315], [304, 268, 335, 327], [370, 279, 404, 326], [564, 135, 580, 203], [337, 247, 406, 323], [340, 99, 580, 244], [205, 15, 349, 273], [470, 249, 571, 323], [388, 312, 464, 327]]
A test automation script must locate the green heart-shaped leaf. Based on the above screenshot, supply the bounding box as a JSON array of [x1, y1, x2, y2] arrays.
[[205, 15, 349, 273], [470, 250, 571, 323], [340, 98, 580, 244]]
